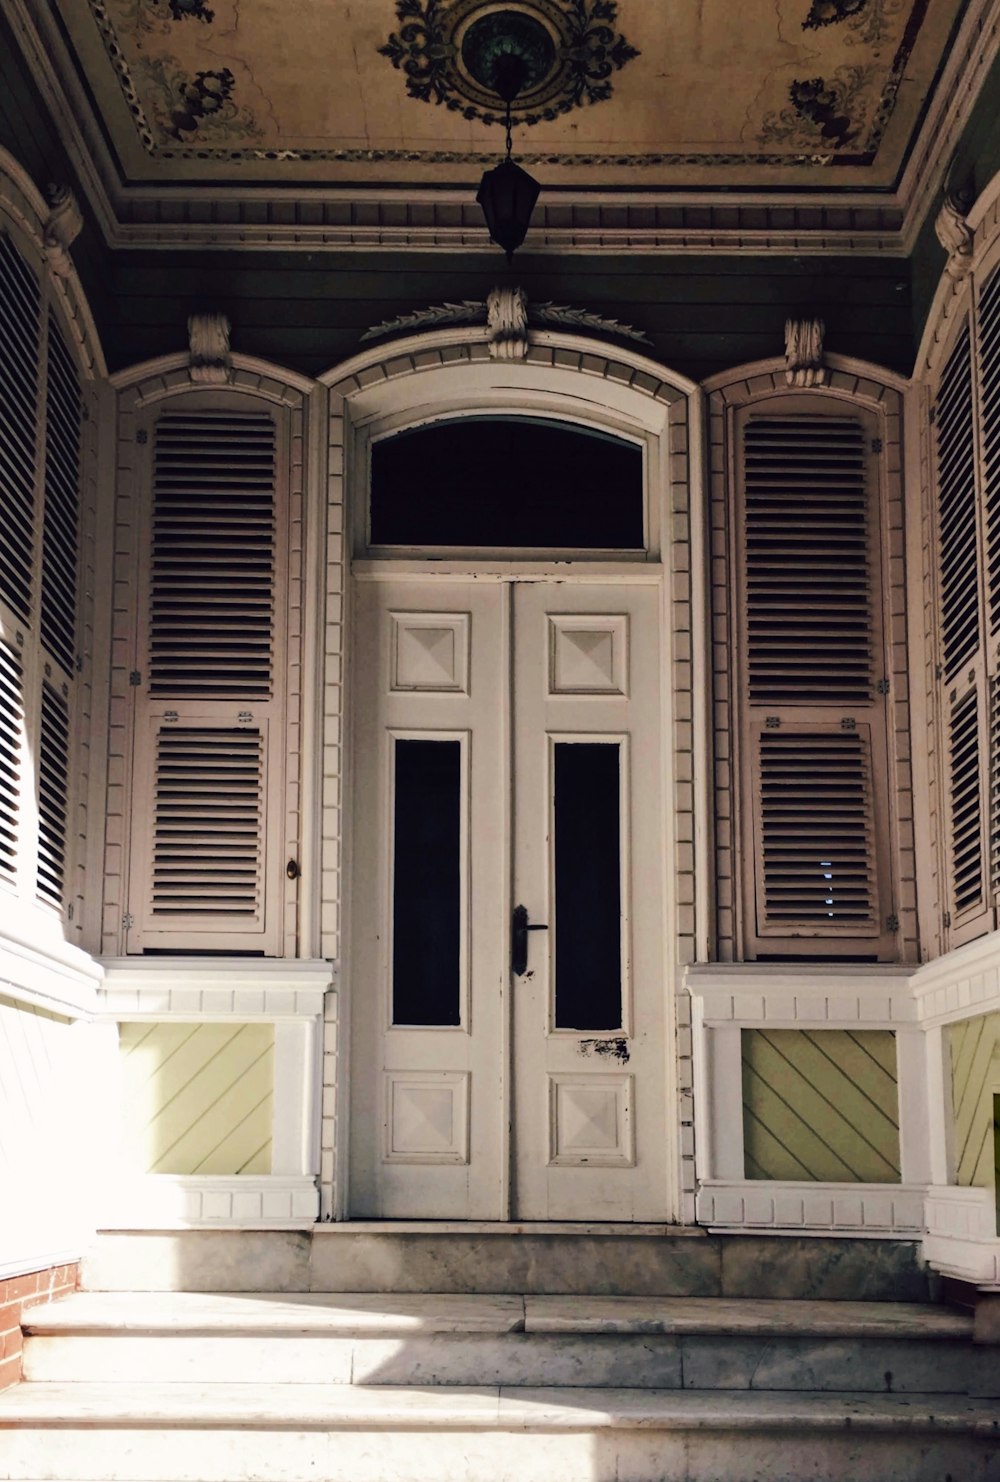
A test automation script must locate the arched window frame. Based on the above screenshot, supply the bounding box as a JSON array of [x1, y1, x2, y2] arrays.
[[106, 357, 316, 958], [706, 359, 914, 964]]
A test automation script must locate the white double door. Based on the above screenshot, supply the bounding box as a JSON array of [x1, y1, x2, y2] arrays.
[[349, 573, 670, 1221]]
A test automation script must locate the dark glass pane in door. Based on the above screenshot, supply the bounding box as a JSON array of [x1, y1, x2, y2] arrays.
[[392, 738, 462, 1026], [554, 742, 623, 1030], [371, 417, 643, 549]]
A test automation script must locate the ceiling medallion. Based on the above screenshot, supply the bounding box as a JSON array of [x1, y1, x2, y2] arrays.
[[379, 0, 640, 126]]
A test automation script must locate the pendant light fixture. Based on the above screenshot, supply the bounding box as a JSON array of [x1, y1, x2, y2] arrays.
[[465, 11, 544, 262]]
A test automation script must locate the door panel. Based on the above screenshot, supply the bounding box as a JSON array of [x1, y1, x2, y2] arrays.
[[349, 580, 507, 1218], [349, 576, 669, 1221], [510, 583, 668, 1220]]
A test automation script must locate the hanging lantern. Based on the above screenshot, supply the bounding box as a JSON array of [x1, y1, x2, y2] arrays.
[[477, 157, 540, 264], [466, 10, 542, 263]]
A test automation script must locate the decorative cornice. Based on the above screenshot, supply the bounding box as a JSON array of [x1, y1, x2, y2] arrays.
[[4, 0, 1000, 257], [361, 286, 652, 348]]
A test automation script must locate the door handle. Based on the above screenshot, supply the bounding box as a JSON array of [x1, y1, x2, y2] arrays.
[[512, 903, 548, 977]]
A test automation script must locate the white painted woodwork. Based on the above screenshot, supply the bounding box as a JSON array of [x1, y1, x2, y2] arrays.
[[349, 580, 507, 1219], [511, 581, 668, 1220], [0, 995, 100, 1273], [349, 576, 669, 1221]]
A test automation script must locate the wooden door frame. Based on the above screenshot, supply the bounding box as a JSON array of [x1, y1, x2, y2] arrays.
[[321, 330, 701, 1223]]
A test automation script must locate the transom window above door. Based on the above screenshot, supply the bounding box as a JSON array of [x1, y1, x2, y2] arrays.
[[368, 416, 645, 553]]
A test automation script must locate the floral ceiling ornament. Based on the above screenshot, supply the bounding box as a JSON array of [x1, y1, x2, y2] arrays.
[[760, 64, 875, 153], [802, 0, 904, 45], [378, 0, 640, 127]]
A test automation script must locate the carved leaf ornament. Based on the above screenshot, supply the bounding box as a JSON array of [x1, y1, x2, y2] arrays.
[[360, 289, 652, 350]]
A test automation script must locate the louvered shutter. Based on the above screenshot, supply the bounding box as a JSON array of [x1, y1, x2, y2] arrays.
[[37, 683, 69, 908], [737, 406, 893, 958], [127, 401, 286, 952], [0, 233, 40, 625], [0, 232, 87, 928], [0, 643, 23, 886], [40, 316, 81, 677], [934, 316, 994, 944]]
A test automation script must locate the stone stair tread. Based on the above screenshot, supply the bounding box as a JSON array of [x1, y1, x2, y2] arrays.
[[524, 1296, 973, 1338], [0, 1382, 997, 1433], [22, 1292, 526, 1336], [23, 1291, 972, 1340]]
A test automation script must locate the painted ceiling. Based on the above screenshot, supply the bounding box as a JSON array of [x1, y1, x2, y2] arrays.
[[52, 0, 966, 191]]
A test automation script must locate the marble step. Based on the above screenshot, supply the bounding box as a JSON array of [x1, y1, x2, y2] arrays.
[[0, 1383, 997, 1482], [21, 1293, 996, 1394], [82, 1228, 932, 1299]]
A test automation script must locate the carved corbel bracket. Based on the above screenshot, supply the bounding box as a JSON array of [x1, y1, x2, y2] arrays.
[[43, 184, 83, 279], [784, 317, 827, 387], [188, 312, 232, 384], [935, 168, 975, 280], [486, 285, 529, 361]]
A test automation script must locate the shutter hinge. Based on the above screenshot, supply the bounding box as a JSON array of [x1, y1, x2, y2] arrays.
[[765, 716, 781, 729], [286, 859, 301, 881], [871, 437, 883, 453], [136, 429, 148, 445], [129, 670, 142, 687], [885, 913, 899, 933], [66, 903, 74, 921], [122, 912, 134, 931], [876, 678, 890, 694], [75, 654, 83, 673], [80, 404, 90, 421], [929, 404, 937, 426], [943, 910, 952, 928], [841, 716, 857, 730]]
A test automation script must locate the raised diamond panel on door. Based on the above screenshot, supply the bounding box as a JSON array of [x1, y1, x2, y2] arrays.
[[390, 612, 470, 693], [384, 1072, 470, 1164], [548, 1073, 634, 1167], [549, 614, 628, 695]]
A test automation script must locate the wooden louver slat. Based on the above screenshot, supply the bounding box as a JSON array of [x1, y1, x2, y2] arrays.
[[990, 674, 1000, 897], [151, 727, 263, 916], [742, 417, 872, 704], [0, 234, 40, 623], [37, 684, 69, 908], [150, 412, 276, 697], [41, 317, 81, 675], [935, 325, 980, 682], [0, 643, 22, 882], [980, 267, 1000, 639], [758, 729, 877, 928], [949, 688, 984, 915]]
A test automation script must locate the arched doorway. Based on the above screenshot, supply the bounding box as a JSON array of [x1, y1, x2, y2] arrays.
[[323, 335, 695, 1222]]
